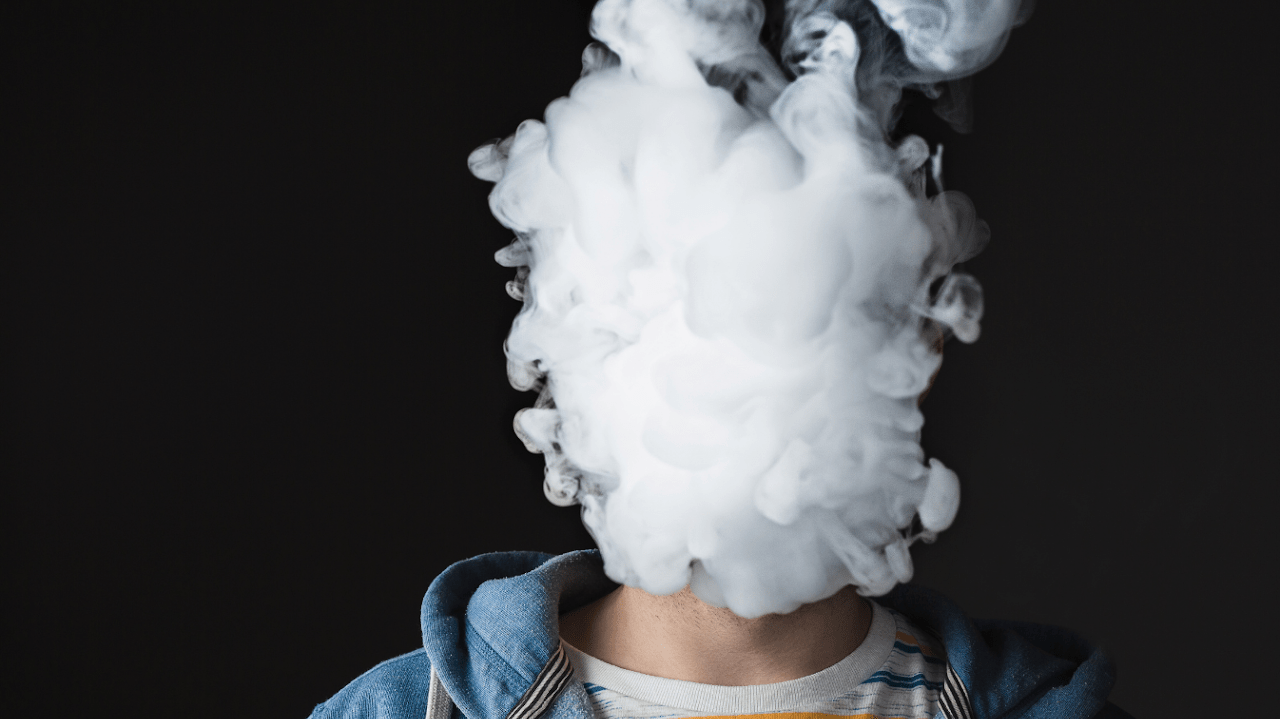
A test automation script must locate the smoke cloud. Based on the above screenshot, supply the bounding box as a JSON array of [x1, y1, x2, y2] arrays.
[[469, 0, 1023, 618]]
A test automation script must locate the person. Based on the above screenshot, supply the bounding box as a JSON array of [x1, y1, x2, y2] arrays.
[[306, 549, 1130, 719], [309, 1, 1131, 717]]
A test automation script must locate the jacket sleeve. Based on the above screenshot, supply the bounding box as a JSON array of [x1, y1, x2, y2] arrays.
[[307, 649, 432, 719]]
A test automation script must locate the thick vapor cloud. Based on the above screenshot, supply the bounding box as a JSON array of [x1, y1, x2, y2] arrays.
[[469, 0, 1022, 618]]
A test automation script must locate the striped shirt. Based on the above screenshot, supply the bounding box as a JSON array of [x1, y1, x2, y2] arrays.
[[561, 600, 949, 719]]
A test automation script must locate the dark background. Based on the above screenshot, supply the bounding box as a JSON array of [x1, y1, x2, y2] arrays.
[[4, 1, 1274, 717]]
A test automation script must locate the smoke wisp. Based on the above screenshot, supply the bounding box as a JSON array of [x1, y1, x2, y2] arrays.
[[470, 0, 1023, 618]]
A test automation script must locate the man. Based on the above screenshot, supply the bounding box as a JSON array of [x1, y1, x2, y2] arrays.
[[308, 550, 1127, 719], [309, 1, 1131, 717]]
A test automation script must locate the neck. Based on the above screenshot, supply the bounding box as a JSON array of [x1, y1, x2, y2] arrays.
[[558, 583, 872, 686]]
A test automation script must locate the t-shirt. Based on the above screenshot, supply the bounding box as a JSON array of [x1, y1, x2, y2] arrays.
[[561, 600, 948, 719]]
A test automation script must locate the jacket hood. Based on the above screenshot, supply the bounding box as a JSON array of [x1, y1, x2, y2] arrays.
[[879, 583, 1119, 718], [420, 550, 1119, 719], [420, 550, 616, 719]]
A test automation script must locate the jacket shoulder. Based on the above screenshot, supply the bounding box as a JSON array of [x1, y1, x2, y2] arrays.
[[307, 649, 432, 719]]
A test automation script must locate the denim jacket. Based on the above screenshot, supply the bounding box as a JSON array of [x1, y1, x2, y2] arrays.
[[307, 550, 1131, 719]]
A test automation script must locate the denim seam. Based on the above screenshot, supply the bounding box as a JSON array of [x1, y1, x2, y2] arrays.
[[463, 615, 538, 699]]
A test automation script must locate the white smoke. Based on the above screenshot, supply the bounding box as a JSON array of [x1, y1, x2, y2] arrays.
[[469, 0, 1021, 618]]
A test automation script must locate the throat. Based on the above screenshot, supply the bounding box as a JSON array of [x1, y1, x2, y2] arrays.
[[557, 583, 872, 686]]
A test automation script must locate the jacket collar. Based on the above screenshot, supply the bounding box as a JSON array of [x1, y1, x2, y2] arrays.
[[422, 550, 1116, 719], [420, 550, 616, 719], [878, 583, 1117, 719]]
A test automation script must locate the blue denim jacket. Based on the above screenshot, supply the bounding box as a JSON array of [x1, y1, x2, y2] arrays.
[[307, 550, 1130, 719]]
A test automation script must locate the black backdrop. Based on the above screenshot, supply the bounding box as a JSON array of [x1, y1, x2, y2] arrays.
[[4, 1, 1275, 717]]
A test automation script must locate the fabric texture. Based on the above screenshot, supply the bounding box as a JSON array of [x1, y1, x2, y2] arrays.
[[307, 550, 1132, 719]]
